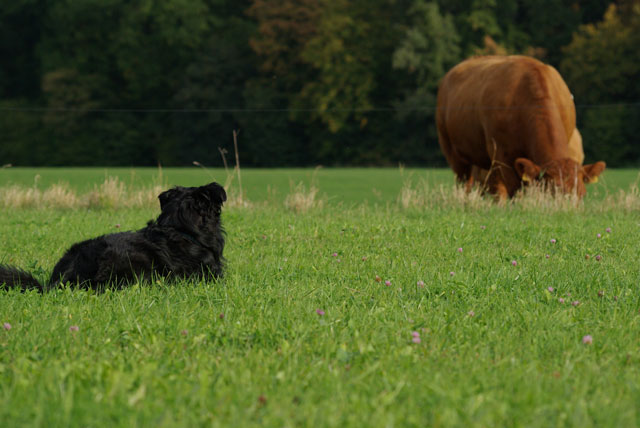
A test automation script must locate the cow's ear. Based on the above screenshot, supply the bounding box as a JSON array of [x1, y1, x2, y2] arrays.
[[514, 158, 541, 183], [583, 161, 606, 183]]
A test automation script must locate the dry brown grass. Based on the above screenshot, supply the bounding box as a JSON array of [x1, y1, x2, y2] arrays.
[[2, 173, 639, 213], [0, 177, 165, 210], [284, 181, 325, 213], [397, 178, 640, 213], [398, 179, 490, 211]]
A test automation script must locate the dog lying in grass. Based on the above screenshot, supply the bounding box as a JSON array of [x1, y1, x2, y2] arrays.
[[0, 182, 226, 291]]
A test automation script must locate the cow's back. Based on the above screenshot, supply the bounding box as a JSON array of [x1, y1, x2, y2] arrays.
[[437, 56, 576, 169]]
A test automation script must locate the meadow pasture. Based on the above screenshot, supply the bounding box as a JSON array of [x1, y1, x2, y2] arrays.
[[1, 167, 640, 427]]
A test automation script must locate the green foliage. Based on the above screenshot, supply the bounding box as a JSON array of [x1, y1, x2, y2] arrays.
[[562, 4, 640, 165], [0, 1, 637, 167]]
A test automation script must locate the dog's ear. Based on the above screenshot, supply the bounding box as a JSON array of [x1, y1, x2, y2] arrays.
[[196, 182, 227, 205], [158, 187, 183, 210]]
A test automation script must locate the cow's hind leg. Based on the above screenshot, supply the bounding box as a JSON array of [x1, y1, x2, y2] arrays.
[[438, 130, 472, 187]]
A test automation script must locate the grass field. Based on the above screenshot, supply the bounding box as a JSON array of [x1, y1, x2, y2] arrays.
[[1, 168, 640, 427]]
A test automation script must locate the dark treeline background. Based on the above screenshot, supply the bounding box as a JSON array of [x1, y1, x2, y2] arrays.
[[1, 0, 639, 167]]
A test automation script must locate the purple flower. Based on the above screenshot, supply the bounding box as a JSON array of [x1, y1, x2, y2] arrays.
[[595, 255, 602, 261], [449, 271, 455, 276], [180, 329, 188, 336], [468, 310, 475, 317], [511, 260, 517, 266], [331, 252, 338, 257], [550, 239, 556, 244], [597, 233, 602, 238], [411, 331, 420, 338], [572, 300, 580, 307], [384, 280, 391, 287], [558, 298, 565, 304], [545, 254, 550, 259], [417, 280, 425, 288], [582, 335, 593, 345], [316, 309, 325, 316], [3, 322, 11, 331], [606, 227, 612, 233], [69, 325, 79, 332], [457, 247, 463, 253], [547, 287, 554, 293], [412, 336, 421, 344]]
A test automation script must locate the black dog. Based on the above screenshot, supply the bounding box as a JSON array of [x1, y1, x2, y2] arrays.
[[0, 182, 226, 291]]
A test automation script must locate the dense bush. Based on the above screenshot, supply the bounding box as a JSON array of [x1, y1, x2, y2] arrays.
[[0, 0, 636, 167]]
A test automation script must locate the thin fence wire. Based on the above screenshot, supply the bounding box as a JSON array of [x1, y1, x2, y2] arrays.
[[1, 102, 640, 114]]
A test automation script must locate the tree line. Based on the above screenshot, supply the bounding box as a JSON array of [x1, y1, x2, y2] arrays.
[[1, 0, 638, 167]]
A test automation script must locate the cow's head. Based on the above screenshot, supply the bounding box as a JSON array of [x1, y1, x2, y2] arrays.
[[514, 158, 606, 197]]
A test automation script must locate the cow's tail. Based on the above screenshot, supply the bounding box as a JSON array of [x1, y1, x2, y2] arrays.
[[0, 265, 44, 292]]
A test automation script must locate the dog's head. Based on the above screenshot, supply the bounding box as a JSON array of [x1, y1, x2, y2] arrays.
[[156, 182, 226, 234]]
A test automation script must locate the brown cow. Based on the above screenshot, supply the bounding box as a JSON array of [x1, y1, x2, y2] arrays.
[[436, 55, 605, 200]]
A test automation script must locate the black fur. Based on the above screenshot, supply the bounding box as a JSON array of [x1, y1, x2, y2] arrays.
[[0, 182, 226, 292]]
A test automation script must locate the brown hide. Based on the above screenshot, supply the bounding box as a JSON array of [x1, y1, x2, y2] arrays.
[[436, 56, 605, 199]]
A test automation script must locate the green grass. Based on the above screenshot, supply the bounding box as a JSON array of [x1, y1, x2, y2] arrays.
[[1, 168, 640, 427]]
